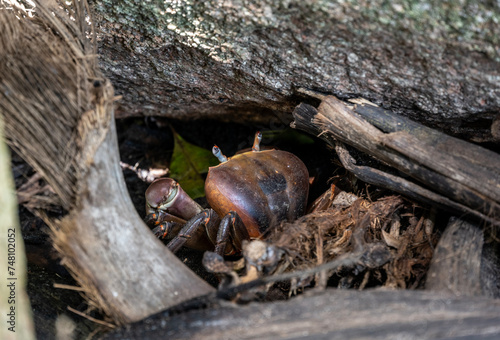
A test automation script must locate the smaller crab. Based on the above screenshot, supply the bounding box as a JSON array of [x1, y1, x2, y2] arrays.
[[145, 132, 309, 256]]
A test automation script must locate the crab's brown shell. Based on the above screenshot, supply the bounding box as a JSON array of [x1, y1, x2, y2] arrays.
[[205, 149, 309, 238]]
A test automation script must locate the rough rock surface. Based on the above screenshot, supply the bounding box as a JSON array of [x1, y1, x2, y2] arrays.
[[91, 0, 500, 141]]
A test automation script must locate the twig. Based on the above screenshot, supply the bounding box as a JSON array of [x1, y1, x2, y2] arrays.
[[53, 283, 86, 291], [67, 306, 116, 329], [217, 251, 363, 299]]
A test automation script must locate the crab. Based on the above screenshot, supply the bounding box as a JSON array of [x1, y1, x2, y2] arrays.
[[144, 132, 309, 256]]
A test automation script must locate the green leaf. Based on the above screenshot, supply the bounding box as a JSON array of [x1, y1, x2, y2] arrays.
[[169, 131, 219, 199]]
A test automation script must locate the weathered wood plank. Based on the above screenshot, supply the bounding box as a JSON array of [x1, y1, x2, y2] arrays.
[[382, 131, 500, 203], [353, 104, 500, 178], [103, 289, 500, 339]]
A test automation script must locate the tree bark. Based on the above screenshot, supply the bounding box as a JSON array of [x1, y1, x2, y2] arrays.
[[90, 0, 500, 142]]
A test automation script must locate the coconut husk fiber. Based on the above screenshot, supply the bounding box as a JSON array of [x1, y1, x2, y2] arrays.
[[267, 194, 437, 291], [1, 1, 94, 207], [0, 0, 213, 325]]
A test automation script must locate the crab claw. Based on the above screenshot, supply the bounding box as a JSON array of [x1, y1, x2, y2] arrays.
[[145, 178, 203, 221], [144, 212, 161, 226], [152, 221, 176, 239]]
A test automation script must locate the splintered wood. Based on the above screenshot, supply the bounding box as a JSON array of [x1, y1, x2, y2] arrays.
[[292, 93, 500, 228]]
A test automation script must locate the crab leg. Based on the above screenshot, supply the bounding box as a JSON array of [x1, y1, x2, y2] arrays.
[[166, 209, 220, 253], [151, 221, 178, 239], [145, 210, 186, 227], [213, 212, 249, 256]]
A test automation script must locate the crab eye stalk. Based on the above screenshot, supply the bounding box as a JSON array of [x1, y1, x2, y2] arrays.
[[145, 178, 203, 221], [213, 145, 228, 163], [252, 131, 262, 152]]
